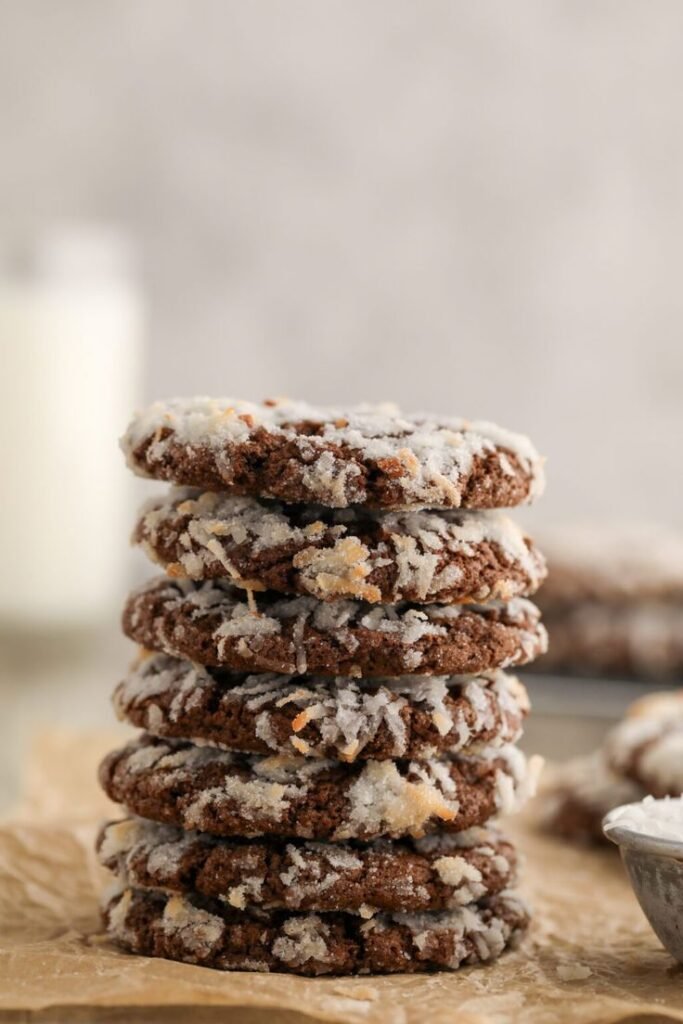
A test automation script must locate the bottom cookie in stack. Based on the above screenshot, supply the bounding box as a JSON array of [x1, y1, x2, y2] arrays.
[[97, 819, 528, 975]]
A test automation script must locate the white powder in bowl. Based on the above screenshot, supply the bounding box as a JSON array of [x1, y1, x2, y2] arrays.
[[604, 796, 683, 842]]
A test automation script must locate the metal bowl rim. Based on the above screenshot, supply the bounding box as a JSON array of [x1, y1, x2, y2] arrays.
[[603, 801, 683, 859]]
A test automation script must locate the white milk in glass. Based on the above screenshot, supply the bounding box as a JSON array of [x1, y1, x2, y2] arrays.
[[0, 229, 145, 628]]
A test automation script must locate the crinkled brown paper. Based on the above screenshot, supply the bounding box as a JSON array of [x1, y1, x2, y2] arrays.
[[1, 729, 682, 1024]]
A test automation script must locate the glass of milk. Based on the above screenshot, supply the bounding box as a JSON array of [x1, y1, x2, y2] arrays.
[[0, 226, 145, 631]]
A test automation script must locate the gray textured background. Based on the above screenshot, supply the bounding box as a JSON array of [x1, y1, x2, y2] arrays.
[[2, 0, 682, 523]]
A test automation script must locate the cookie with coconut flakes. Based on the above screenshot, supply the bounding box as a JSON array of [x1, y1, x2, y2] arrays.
[[605, 691, 683, 797], [114, 653, 529, 761], [534, 601, 683, 681], [121, 397, 545, 510], [103, 886, 529, 975], [134, 488, 546, 605], [98, 735, 541, 841], [97, 818, 518, 914], [538, 752, 644, 845], [122, 577, 547, 678], [539, 692, 683, 843], [537, 524, 683, 606]]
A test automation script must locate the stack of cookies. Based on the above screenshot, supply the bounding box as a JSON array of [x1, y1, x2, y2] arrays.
[[98, 398, 547, 976]]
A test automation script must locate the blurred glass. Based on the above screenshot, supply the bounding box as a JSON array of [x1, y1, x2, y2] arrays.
[[0, 225, 145, 630]]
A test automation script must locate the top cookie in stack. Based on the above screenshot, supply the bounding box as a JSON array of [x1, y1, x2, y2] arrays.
[[98, 398, 546, 977], [122, 397, 544, 510]]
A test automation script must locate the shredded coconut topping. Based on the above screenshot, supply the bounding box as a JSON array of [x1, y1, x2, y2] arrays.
[[98, 818, 514, 912], [127, 576, 545, 675], [135, 488, 546, 602], [115, 653, 528, 760], [160, 894, 225, 958], [105, 887, 527, 971], [106, 737, 535, 840], [604, 795, 683, 842], [372, 891, 527, 966], [272, 915, 332, 965], [122, 397, 545, 509]]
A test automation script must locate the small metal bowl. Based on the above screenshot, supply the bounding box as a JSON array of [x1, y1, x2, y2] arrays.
[[603, 800, 683, 963]]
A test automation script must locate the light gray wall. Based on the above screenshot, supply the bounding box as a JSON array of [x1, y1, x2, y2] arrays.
[[2, 0, 682, 524]]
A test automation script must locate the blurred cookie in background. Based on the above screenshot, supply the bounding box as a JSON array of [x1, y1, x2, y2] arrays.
[[538, 687, 683, 843], [532, 524, 683, 680], [538, 752, 644, 844], [604, 690, 683, 797]]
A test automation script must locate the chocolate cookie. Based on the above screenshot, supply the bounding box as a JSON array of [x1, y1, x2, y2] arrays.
[[538, 753, 644, 845], [122, 578, 547, 677], [103, 885, 528, 975], [134, 489, 547, 605], [535, 602, 683, 681], [121, 397, 545, 510], [99, 736, 540, 841], [605, 696, 683, 797], [98, 818, 518, 913], [537, 524, 683, 606], [114, 654, 529, 761]]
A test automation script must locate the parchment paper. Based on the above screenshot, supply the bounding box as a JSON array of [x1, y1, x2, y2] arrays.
[[1, 729, 682, 1024]]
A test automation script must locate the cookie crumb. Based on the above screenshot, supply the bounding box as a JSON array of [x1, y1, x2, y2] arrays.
[[556, 961, 592, 981]]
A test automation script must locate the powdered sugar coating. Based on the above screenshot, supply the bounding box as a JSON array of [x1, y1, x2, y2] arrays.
[[121, 397, 545, 510], [123, 576, 547, 677], [114, 652, 529, 761], [99, 736, 538, 841], [103, 885, 529, 974], [134, 488, 546, 604]]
